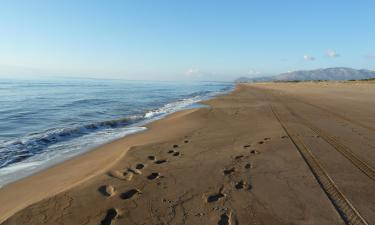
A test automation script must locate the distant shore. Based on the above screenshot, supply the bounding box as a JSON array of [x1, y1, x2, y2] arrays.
[[1, 82, 374, 225]]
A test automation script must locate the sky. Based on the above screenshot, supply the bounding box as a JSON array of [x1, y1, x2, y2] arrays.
[[0, 0, 374, 81]]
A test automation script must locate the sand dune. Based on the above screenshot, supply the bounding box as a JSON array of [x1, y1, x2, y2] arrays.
[[0, 82, 374, 225]]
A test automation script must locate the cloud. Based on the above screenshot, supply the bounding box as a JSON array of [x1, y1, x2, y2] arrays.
[[303, 55, 315, 61], [184, 68, 223, 80], [185, 68, 201, 76], [326, 49, 340, 58], [247, 69, 261, 76]]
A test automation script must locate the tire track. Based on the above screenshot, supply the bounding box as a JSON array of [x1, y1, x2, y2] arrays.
[[270, 105, 369, 225], [288, 95, 375, 133], [279, 98, 375, 182]]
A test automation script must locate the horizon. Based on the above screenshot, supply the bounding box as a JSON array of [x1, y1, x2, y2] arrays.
[[1, 1, 375, 81], [1, 66, 375, 83]]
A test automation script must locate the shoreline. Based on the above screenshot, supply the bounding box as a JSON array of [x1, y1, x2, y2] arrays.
[[1, 82, 374, 224], [0, 81, 233, 188], [0, 85, 235, 223]]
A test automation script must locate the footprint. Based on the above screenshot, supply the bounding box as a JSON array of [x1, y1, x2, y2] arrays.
[[234, 155, 243, 160], [244, 163, 251, 169], [108, 170, 124, 179], [123, 172, 134, 181], [258, 141, 264, 145], [121, 168, 142, 181], [281, 135, 288, 139], [155, 159, 167, 164], [207, 193, 225, 203], [100, 208, 118, 225], [120, 189, 141, 200], [250, 150, 259, 154], [264, 137, 271, 141], [135, 163, 145, 170], [167, 150, 174, 154], [223, 168, 235, 175], [195, 212, 204, 217], [109, 169, 138, 181], [147, 172, 160, 180], [235, 181, 244, 190], [173, 152, 180, 156], [99, 185, 116, 197], [127, 168, 142, 175], [184, 140, 189, 143], [148, 155, 156, 160], [243, 145, 250, 148], [173, 144, 179, 148], [218, 213, 230, 225]]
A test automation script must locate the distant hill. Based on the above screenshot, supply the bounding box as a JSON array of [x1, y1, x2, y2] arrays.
[[275, 67, 375, 81], [235, 67, 375, 83]]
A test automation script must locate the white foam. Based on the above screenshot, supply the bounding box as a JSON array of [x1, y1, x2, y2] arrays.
[[0, 85, 233, 187], [0, 126, 146, 187], [143, 91, 218, 119]]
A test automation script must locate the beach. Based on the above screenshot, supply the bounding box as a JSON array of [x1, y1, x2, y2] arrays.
[[0, 82, 374, 225]]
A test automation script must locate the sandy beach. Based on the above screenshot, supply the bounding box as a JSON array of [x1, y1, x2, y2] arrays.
[[0, 82, 374, 225]]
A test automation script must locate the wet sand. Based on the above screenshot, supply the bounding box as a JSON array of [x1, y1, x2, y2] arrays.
[[0, 82, 374, 225]]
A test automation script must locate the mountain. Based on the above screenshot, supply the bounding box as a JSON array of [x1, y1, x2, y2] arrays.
[[235, 67, 375, 83], [275, 67, 375, 81]]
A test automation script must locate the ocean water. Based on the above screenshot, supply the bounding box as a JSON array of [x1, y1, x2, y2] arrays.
[[0, 78, 233, 186]]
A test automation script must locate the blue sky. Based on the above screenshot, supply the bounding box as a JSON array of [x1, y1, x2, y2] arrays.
[[0, 0, 374, 81]]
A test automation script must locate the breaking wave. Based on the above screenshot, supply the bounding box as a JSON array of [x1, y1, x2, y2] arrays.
[[0, 80, 233, 186]]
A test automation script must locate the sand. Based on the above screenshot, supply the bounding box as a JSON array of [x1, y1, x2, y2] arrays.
[[0, 82, 374, 225]]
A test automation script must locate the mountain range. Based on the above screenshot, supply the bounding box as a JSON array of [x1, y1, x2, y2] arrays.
[[235, 67, 375, 83]]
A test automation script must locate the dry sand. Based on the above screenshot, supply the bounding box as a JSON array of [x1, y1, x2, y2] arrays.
[[0, 82, 374, 225]]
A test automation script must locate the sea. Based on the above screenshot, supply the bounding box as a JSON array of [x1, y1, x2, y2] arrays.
[[0, 78, 233, 187]]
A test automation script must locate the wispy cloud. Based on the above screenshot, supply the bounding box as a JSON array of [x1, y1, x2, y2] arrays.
[[247, 69, 261, 76], [326, 49, 339, 58], [303, 55, 315, 61], [185, 68, 201, 76], [184, 68, 224, 80]]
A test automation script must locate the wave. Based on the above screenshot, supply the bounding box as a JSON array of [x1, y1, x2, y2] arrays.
[[0, 85, 233, 170], [62, 98, 120, 108], [0, 115, 143, 168], [144, 88, 230, 119], [145, 96, 202, 118]]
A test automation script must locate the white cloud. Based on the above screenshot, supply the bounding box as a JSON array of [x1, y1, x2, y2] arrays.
[[326, 49, 339, 58], [303, 55, 315, 61], [247, 69, 261, 76], [185, 68, 200, 76]]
